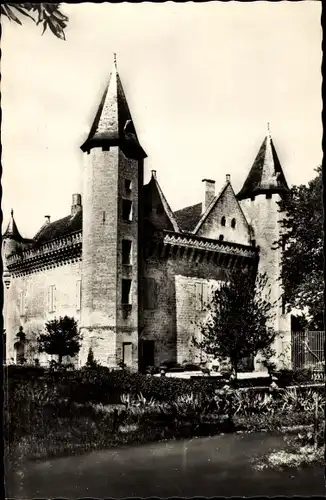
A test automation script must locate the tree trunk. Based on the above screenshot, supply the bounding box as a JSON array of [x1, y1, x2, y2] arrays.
[[58, 354, 63, 365]]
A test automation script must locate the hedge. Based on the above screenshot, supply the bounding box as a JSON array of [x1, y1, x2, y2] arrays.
[[5, 365, 323, 407]]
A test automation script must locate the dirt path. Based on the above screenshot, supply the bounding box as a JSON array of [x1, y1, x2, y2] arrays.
[[6, 432, 325, 498]]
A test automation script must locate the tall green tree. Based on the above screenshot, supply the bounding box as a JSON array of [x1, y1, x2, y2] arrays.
[[278, 166, 324, 330], [194, 272, 276, 377], [1, 3, 68, 39], [38, 316, 81, 365]]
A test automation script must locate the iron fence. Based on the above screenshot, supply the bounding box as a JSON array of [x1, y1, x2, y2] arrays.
[[291, 331, 325, 371]]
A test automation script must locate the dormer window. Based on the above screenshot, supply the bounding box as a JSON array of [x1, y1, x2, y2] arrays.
[[231, 218, 236, 229], [219, 235, 224, 241], [221, 216, 226, 227], [266, 193, 272, 199]]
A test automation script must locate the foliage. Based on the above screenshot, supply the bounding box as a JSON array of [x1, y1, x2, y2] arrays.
[[37, 316, 81, 365], [278, 166, 324, 329], [1, 3, 68, 40], [6, 365, 325, 463], [276, 367, 319, 387], [194, 272, 276, 375]]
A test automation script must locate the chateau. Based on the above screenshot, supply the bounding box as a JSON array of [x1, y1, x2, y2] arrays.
[[3, 56, 292, 371]]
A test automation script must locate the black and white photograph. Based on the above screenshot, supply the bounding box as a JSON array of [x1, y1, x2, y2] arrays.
[[2, 1, 324, 498]]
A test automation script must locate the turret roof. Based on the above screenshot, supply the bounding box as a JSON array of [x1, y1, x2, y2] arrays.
[[237, 127, 289, 200], [80, 54, 147, 159], [3, 210, 23, 241]]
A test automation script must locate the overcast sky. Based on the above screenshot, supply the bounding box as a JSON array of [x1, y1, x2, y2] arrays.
[[2, 2, 322, 238]]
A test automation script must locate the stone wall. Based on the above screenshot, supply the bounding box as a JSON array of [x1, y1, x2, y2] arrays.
[[240, 194, 291, 369], [142, 252, 232, 366], [5, 260, 82, 365], [80, 146, 142, 369], [196, 183, 251, 245]]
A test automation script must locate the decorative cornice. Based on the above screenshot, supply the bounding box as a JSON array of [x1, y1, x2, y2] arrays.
[[7, 231, 82, 277], [162, 231, 259, 259]]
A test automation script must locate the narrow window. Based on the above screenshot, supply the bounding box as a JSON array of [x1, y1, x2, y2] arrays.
[[281, 235, 286, 252], [281, 296, 286, 315], [122, 279, 132, 305], [48, 285, 56, 313], [122, 240, 132, 265], [195, 283, 203, 311], [144, 278, 157, 310], [219, 234, 224, 241], [123, 342, 133, 367], [19, 291, 25, 316], [76, 280, 82, 311], [122, 200, 132, 221], [202, 283, 208, 309], [221, 216, 226, 226], [231, 218, 236, 229], [266, 193, 272, 199], [125, 179, 132, 194]]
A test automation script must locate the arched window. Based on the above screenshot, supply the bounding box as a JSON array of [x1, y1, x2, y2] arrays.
[[231, 218, 236, 229], [219, 234, 224, 241], [221, 216, 226, 226]]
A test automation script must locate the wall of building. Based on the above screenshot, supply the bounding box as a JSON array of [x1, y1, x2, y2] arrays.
[[5, 260, 82, 365], [142, 253, 231, 366], [240, 194, 291, 369], [79, 146, 143, 369], [196, 184, 251, 245], [115, 150, 143, 370]]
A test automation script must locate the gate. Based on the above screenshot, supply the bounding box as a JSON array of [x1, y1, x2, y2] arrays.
[[291, 331, 325, 370]]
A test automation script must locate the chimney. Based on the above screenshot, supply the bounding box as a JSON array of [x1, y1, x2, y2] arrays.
[[202, 179, 215, 213], [151, 170, 157, 179], [44, 215, 51, 224], [71, 193, 82, 216], [226, 174, 231, 183]]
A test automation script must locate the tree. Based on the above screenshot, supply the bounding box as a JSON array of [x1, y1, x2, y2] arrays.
[[193, 272, 276, 377], [37, 316, 81, 365], [278, 166, 324, 330], [1, 3, 68, 40]]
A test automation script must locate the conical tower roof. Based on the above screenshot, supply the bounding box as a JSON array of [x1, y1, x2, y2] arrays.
[[237, 125, 289, 200], [81, 54, 147, 159], [3, 209, 23, 240]]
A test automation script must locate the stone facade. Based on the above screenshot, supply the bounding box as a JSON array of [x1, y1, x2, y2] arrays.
[[3, 57, 292, 371]]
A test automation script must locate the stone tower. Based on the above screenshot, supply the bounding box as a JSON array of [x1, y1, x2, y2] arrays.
[[237, 125, 292, 369], [2, 210, 24, 361], [79, 55, 147, 368]]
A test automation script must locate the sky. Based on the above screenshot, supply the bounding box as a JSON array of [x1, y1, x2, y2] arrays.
[[1, 2, 322, 238]]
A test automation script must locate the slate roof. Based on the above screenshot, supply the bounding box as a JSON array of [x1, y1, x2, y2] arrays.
[[3, 210, 23, 241], [173, 203, 203, 232], [237, 134, 289, 200], [34, 211, 82, 244], [80, 56, 146, 159], [143, 173, 180, 232]]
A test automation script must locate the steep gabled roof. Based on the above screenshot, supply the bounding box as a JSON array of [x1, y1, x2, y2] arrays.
[[80, 55, 146, 159], [174, 203, 203, 232], [237, 130, 289, 200], [143, 171, 180, 232]]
